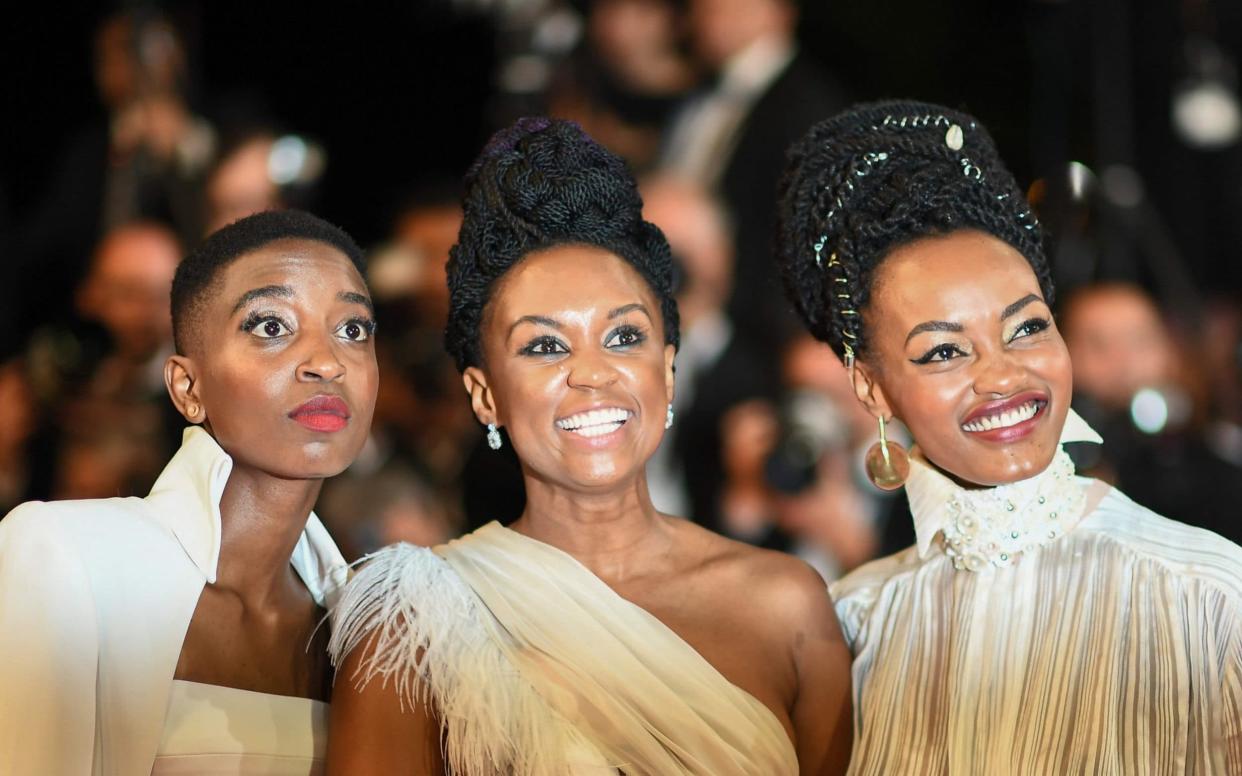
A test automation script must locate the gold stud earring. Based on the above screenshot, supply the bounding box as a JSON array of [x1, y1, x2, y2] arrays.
[[865, 416, 909, 490]]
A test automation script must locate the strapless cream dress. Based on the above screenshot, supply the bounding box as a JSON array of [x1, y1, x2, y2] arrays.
[[151, 680, 327, 775]]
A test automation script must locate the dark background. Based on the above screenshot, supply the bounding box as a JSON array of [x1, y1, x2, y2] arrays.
[[4, 1, 1240, 285]]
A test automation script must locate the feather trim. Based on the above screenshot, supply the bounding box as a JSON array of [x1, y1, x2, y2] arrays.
[[328, 543, 614, 775]]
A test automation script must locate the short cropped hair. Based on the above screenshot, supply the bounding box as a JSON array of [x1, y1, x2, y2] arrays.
[[171, 209, 365, 354]]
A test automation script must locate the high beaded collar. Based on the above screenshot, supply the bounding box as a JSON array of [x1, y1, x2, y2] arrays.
[[906, 409, 1103, 572]]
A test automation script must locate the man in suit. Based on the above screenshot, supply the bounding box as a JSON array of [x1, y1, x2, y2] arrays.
[[661, 0, 846, 354], [641, 176, 779, 536]]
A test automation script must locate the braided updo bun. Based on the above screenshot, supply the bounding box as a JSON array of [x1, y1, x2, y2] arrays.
[[776, 100, 1053, 361], [445, 117, 679, 372]]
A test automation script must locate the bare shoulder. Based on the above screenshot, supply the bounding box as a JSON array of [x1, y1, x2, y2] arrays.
[[669, 518, 840, 638]]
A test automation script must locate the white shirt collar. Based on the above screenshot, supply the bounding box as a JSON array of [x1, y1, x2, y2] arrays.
[[718, 35, 796, 99], [907, 408, 1103, 559], [145, 426, 347, 605]]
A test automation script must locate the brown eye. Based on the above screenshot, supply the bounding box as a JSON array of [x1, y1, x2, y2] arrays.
[[605, 325, 646, 349], [248, 317, 291, 339], [336, 319, 373, 342], [521, 335, 568, 356]]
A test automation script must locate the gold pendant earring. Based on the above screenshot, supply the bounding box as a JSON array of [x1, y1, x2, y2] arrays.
[[865, 415, 909, 490]]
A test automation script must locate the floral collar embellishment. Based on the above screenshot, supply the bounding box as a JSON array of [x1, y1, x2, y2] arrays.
[[940, 448, 1085, 572]]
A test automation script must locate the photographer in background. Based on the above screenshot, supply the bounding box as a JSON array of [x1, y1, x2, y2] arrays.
[[761, 335, 882, 579], [1061, 282, 1242, 545], [21, 10, 213, 331]]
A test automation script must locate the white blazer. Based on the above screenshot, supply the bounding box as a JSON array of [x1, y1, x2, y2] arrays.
[[0, 427, 347, 775]]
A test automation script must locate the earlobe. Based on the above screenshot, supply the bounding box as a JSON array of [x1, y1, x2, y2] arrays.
[[663, 344, 676, 404], [164, 355, 204, 424], [462, 367, 499, 426]]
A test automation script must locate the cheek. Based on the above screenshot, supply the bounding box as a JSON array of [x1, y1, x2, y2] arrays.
[[886, 367, 970, 439], [199, 358, 287, 442], [1032, 338, 1075, 397]]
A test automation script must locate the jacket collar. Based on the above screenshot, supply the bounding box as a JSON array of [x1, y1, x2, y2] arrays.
[[144, 426, 347, 606], [907, 408, 1103, 559]]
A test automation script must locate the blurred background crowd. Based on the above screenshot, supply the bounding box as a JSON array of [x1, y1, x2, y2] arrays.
[[2, 0, 1242, 580]]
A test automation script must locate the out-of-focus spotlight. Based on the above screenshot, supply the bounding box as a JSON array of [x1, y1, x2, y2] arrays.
[[268, 135, 325, 186], [1173, 39, 1241, 149], [1067, 161, 1095, 202], [1173, 81, 1241, 148], [1131, 387, 1169, 434]]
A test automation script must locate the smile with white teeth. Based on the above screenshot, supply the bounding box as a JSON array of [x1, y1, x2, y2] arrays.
[[555, 407, 633, 438], [961, 400, 1042, 432]]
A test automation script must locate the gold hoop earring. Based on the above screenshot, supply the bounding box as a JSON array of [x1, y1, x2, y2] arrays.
[[865, 416, 909, 490]]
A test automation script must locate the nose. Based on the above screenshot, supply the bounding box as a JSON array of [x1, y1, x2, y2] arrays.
[[566, 349, 620, 390], [971, 345, 1022, 397], [296, 332, 346, 383]]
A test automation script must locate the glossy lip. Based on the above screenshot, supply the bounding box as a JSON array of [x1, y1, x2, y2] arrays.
[[289, 395, 351, 433], [554, 403, 635, 449], [960, 390, 1049, 444]]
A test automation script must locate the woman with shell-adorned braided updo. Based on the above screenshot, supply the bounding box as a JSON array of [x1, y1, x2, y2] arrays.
[[775, 100, 1242, 774]]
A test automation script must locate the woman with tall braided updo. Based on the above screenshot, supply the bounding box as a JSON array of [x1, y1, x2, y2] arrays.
[[776, 99, 1242, 773], [326, 118, 853, 775]]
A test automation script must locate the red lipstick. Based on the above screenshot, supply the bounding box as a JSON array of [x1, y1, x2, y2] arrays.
[[289, 395, 350, 433]]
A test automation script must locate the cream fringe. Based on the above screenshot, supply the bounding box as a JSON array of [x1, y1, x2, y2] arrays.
[[328, 543, 614, 775]]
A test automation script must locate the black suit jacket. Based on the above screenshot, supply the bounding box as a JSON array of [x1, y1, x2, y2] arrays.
[[718, 54, 847, 356]]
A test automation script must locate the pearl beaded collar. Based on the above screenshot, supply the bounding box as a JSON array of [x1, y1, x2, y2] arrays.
[[939, 448, 1085, 571], [905, 409, 1102, 572]]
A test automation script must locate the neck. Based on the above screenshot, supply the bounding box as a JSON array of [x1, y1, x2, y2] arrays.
[[213, 464, 323, 605], [510, 472, 672, 584]]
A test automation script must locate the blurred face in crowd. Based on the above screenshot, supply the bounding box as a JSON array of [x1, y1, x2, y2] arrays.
[[1061, 284, 1173, 411], [853, 230, 1074, 486], [465, 245, 675, 493], [79, 223, 180, 359], [94, 13, 184, 111], [590, 0, 680, 89], [686, 0, 796, 69], [167, 239, 378, 480], [205, 136, 281, 234], [641, 177, 732, 320], [395, 204, 462, 324]]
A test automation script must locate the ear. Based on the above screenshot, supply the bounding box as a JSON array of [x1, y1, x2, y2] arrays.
[[461, 366, 499, 426], [851, 358, 895, 422], [164, 354, 205, 425], [663, 344, 676, 406]]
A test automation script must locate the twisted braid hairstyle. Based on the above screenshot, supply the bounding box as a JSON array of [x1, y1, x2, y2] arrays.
[[776, 100, 1053, 362], [445, 117, 680, 372]]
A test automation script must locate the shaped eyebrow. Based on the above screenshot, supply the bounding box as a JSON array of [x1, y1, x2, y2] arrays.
[[231, 285, 293, 315], [904, 294, 1045, 344], [338, 290, 374, 314], [608, 303, 651, 321], [507, 314, 562, 339], [904, 320, 964, 345], [1001, 293, 1042, 321]]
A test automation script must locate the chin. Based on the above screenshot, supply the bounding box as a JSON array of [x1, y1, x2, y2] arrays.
[[935, 438, 1060, 488]]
